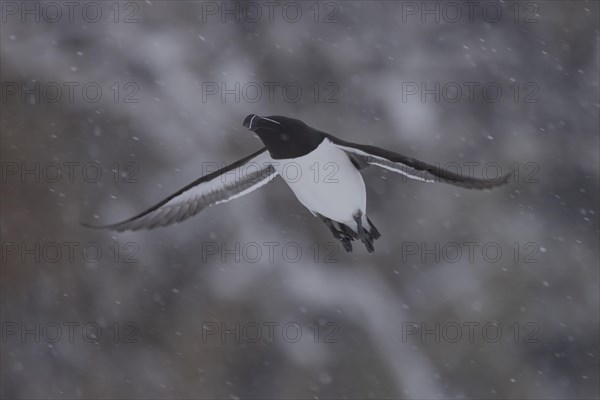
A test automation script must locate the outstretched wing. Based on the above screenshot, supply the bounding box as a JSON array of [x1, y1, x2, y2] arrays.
[[326, 135, 510, 189], [83, 148, 277, 231]]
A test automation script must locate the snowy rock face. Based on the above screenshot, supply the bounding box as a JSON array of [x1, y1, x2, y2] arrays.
[[1, 2, 598, 399]]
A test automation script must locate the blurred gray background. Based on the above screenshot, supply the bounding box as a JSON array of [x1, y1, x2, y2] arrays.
[[1, 1, 598, 399]]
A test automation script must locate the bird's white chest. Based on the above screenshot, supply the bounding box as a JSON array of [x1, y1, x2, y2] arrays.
[[272, 139, 366, 224]]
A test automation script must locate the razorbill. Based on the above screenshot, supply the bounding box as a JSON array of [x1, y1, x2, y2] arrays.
[[83, 114, 510, 253]]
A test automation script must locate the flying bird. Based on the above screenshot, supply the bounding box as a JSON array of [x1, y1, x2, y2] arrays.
[[84, 115, 510, 253]]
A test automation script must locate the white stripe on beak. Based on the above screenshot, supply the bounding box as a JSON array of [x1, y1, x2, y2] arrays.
[[248, 114, 258, 130], [261, 117, 281, 125]]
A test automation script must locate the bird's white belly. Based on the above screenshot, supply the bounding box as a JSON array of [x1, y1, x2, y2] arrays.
[[273, 139, 366, 224]]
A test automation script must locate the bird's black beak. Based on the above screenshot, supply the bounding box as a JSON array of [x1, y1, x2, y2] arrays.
[[243, 114, 259, 130], [243, 114, 282, 132]]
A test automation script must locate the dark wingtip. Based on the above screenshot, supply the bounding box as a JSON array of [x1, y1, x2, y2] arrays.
[[80, 220, 124, 231], [80, 221, 105, 229], [478, 172, 513, 190], [496, 172, 513, 186]]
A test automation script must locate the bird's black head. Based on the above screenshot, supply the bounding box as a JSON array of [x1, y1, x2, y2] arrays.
[[243, 114, 325, 159]]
